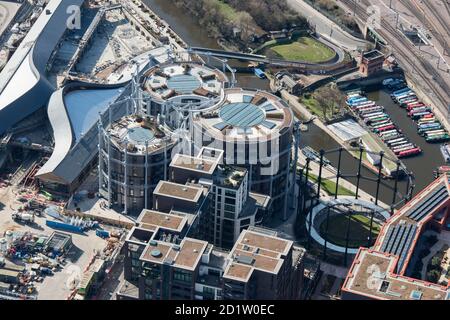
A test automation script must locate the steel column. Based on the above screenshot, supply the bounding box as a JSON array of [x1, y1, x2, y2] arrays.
[[124, 139, 128, 214], [334, 147, 343, 199], [145, 140, 149, 209], [374, 152, 384, 205], [355, 147, 363, 199]]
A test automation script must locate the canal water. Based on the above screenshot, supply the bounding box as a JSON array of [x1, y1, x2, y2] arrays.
[[367, 90, 443, 192], [142, 0, 438, 204]]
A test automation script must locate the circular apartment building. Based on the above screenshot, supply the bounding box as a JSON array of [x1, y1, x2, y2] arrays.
[[99, 114, 177, 215], [142, 61, 229, 130], [191, 88, 294, 216]]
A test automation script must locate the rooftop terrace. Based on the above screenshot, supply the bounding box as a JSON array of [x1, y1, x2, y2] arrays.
[[171, 154, 217, 175], [108, 115, 175, 155], [195, 88, 293, 141], [144, 62, 228, 101], [343, 249, 449, 300]]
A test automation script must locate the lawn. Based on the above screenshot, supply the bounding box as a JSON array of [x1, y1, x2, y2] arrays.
[[307, 173, 355, 197], [319, 213, 381, 248], [300, 93, 341, 121], [266, 37, 335, 63], [301, 96, 322, 117], [215, 0, 238, 22]]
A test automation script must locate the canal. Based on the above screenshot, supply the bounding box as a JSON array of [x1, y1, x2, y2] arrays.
[[142, 0, 438, 204], [367, 89, 443, 192]]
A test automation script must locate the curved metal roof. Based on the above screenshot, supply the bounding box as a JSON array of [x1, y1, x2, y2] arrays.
[[65, 87, 125, 141], [0, 0, 85, 135], [36, 81, 129, 185]]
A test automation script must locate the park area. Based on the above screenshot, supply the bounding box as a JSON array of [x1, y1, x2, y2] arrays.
[[307, 173, 355, 197], [264, 36, 335, 63], [318, 213, 381, 248]]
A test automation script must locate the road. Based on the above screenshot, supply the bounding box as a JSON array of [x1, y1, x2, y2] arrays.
[[95, 255, 125, 300], [287, 0, 371, 51]]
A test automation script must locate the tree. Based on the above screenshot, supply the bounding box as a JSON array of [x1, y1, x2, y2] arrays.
[[431, 256, 442, 269], [227, 0, 307, 31], [313, 84, 345, 121], [427, 269, 441, 283], [235, 11, 254, 42]]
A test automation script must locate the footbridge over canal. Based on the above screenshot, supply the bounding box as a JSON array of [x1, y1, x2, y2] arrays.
[[189, 43, 351, 74]]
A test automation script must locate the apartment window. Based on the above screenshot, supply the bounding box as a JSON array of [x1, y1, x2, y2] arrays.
[[144, 292, 153, 300], [203, 286, 215, 299], [131, 259, 141, 267], [224, 211, 235, 219], [240, 218, 251, 227], [225, 197, 236, 205], [225, 190, 236, 197], [145, 278, 153, 286], [173, 269, 192, 284], [224, 204, 235, 212]]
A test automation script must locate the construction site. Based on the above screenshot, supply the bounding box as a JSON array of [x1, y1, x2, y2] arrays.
[[0, 0, 161, 190], [0, 0, 178, 300]]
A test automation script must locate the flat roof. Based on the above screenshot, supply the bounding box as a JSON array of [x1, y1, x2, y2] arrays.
[[363, 50, 384, 60], [140, 237, 208, 271], [343, 249, 448, 300], [118, 280, 139, 299], [239, 229, 292, 254], [224, 263, 252, 281], [249, 192, 271, 209], [140, 241, 173, 264], [223, 228, 293, 282], [172, 238, 207, 270], [108, 115, 175, 154], [171, 153, 217, 175], [138, 209, 187, 232], [153, 181, 204, 202]]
